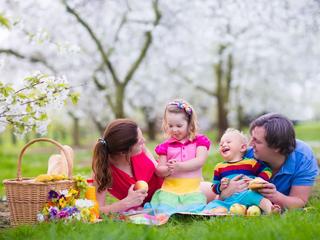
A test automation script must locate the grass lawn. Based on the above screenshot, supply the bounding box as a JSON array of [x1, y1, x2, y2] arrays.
[[1, 202, 320, 240], [0, 122, 319, 239]]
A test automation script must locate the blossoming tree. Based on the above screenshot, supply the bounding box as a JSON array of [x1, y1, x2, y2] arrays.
[[0, 15, 78, 136], [0, 71, 78, 137], [1, 0, 320, 139]]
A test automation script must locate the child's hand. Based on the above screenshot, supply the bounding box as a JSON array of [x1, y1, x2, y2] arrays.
[[156, 165, 172, 177], [241, 175, 253, 182], [167, 159, 180, 174], [220, 177, 230, 191]]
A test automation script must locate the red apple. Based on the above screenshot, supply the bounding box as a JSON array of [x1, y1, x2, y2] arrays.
[[134, 180, 148, 191]]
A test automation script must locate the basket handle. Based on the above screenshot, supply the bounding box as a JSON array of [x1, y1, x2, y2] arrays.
[[16, 138, 73, 180]]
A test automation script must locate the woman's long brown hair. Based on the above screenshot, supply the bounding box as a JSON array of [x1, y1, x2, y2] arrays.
[[92, 119, 138, 192]]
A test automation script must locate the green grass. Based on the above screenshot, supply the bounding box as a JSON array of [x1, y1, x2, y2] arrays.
[[295, 121, 320, 141], [0, 121, 320, 239], [1, 207, 320, 240]]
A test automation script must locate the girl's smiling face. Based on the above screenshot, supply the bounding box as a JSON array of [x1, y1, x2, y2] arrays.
[[166, 112, 189, 141]]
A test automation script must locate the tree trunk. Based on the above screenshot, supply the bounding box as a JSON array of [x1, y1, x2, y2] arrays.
[[72, 117, 81, 147], [11, 130, 17, 145], [115, 84, 125, 118], [216, 93, 229, 140], [147, 120, 156, 141], [68, 112, 81, 147], [237, 104, 245, 130], [214, 46, 233, 140], [214, 63, 229, 140]]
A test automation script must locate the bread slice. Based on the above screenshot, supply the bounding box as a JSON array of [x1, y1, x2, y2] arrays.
[[248, 177, 267, 190]]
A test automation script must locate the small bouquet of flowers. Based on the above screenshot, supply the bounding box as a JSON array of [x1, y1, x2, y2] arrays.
[[37, 188, 98, 223]]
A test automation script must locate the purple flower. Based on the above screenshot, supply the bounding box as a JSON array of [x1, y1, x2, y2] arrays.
[[48, 190, 59, 200], [58, 210, 69, 219], [49, 207, 59, 219], [63, 207, 78, 215]]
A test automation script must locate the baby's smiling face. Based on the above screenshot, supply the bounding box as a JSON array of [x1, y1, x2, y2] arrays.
[[219, 132, 247, 163]]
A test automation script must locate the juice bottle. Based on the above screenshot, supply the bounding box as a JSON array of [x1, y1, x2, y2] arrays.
[[85, 178, 99, 218]]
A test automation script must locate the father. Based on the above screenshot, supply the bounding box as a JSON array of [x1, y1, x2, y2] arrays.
[[223, 113, 319, 209]]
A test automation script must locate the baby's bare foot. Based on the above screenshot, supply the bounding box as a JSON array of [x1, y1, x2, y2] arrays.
[[271, 204, 282, 214]]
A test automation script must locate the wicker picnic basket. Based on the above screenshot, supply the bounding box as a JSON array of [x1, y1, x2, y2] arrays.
[[3, 138, 75, 226]]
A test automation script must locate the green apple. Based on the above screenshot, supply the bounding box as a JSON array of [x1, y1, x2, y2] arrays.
[[229, 203, 247, 216], [246, 205, 261, 216]]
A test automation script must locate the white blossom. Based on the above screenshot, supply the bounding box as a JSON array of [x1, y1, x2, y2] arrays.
[[75, 199, 94, 209], [37, 213, 45, 222]]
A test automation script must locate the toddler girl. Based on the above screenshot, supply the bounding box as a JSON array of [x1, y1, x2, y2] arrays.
[[146, 99, 211, 214]]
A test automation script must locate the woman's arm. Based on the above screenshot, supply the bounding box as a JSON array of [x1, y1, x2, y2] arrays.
[[169, 146, 208, 173], [97, 185, 148, 214], [155, 155, 171, 177]]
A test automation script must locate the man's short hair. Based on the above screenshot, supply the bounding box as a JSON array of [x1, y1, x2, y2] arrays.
[[249, 113, 296, 156]]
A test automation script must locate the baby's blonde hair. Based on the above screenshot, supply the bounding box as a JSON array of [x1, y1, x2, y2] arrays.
[[223, 128, 248, 144], [162, 99, 198, 140]]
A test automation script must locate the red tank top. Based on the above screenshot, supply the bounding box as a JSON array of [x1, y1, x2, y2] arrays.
[[108, 151, 163, 205]]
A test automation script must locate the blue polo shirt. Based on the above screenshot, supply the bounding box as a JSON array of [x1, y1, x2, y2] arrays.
[[244, 140, 319, 195]]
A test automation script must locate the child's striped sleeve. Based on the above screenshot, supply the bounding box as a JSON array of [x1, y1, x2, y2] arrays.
[[256, 161, 272, 181], [212, 164, 222, 194]]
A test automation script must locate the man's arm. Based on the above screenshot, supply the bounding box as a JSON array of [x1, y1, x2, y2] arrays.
[[259, 183, 312, 209], [219, 174, 249, 199]]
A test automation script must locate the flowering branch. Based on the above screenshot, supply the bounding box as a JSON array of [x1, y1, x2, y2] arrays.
[[0, 71, 79, 136]]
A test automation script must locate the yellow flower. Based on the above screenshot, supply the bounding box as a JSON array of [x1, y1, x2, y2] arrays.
[[80, 208, 90, 217], [70, 189, 79, 196], [42, 206, 50, 215], [70, 199, 76, 206], [90, 213, 97, 223], [59, 197, 66, 208]]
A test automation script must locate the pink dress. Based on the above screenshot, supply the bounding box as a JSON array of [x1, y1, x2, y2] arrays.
[[155, 134, 211, 178], [146, 134, 211, 214]]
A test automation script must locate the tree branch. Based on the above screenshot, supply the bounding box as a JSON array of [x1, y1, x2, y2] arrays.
[[15, 81, 44, 94], [62, 0, 120, 85], [168, 65, 217, 97], [0, 49, 56, 73], [196, 85, 216, 97], [105, 94, 115, 114], [92, 62, 107, 90], [90, 114, 105, 133], [0, 112, 36, 118], [123, 0, 162, 86], [107, 11, 128, 56], [92, 75, 116, 113], [93, 75, 106, 91]]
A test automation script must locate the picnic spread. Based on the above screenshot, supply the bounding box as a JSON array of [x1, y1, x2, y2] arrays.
[[3, 138, 270, 226]]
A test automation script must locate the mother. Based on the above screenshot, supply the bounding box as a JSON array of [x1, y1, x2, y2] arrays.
[[92, 119, 216, 214]]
